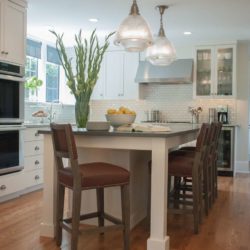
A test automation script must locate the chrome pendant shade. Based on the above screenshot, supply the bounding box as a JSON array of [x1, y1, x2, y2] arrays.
[[146, 5, 176, 66], [114, 0, 153, 52]]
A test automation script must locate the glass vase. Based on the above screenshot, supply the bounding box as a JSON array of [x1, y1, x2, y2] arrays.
[[75, 99, 90, 128]]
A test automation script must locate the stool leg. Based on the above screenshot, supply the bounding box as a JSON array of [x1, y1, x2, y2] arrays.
[[71, 187, 81, 250], [96, 188, 104, 229], [56, 183, 65, 246], [121, 184, 130, 250], [192, 172, 199, 234], [203, 164, 209, 216]]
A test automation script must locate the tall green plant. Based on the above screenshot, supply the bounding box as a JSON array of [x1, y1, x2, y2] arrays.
[[50, 29, 114, 127], [50, 30, 114, 101]]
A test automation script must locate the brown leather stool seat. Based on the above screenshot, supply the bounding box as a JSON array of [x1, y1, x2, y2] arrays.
[[59, 162, 130, 189], [168, 156, 193, 177]]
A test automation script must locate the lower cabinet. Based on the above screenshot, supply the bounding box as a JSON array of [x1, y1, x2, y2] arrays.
[[23, 127, 44, 189], [0, 171, 25, 198]]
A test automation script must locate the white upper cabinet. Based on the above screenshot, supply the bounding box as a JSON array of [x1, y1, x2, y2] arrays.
[[194, 44, 236, 99], [91, 50, 139, 100], [105, 51, 124, 99], [0, 0, 26, 66]]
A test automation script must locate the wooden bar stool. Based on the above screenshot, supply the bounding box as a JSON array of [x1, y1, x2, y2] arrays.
[[170, 123, 222, 209], [167, 123, 210, 233], [50, 123, 130, 250]]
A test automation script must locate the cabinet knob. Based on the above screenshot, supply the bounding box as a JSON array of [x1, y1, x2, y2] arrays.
[[0, 185, 6, 190], [34, 175, 40, 180], [5, 52, 8, 55], [100, 94, 103, 97], [35, 160, 40, 165], [1, 51, 5, 54], [35, 146, 40, 151]]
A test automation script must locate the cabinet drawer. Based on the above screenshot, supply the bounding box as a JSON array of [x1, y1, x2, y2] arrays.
[[24, 128, 43, 142], [24, 155, 43, 172], [25, 169, 43, 188], [0, 172, 25, 197], [24, 141, 44, 157]]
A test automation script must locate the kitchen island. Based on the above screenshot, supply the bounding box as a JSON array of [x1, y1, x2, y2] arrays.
[[38, 123, 200, 250]]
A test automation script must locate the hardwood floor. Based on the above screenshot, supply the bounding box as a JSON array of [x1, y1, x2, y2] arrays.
[[1, 174, 250, 250]]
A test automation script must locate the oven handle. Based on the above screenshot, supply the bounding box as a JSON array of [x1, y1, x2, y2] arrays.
[[0, 74, 25, 82], [0, 126, 26, 131]]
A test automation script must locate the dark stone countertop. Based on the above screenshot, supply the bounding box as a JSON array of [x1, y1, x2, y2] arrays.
[[38, 123, 200, 138]]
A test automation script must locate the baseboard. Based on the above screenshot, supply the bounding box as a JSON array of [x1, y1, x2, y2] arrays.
[[235, 161, 250, 173]]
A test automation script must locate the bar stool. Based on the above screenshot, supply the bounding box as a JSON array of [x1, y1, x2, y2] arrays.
[[50, 123, 130, 250], [169, 122, 222, 211], [167, 123, 210, 233]]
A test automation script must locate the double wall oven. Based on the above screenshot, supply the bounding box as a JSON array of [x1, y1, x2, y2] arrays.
[[0, 61, 25, 175]]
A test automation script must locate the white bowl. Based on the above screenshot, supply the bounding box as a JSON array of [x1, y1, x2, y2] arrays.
[[105, 114, 136, 128], [86, 121, 110, 131]]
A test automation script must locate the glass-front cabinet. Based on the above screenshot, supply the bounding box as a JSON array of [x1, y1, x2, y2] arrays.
[[194, 44, 236, 98]]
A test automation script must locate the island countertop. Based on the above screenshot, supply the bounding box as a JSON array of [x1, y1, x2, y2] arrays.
[[38, 123, 200, 138]]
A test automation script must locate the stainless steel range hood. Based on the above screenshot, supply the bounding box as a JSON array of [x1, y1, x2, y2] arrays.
[[135, 59, 194, 84]]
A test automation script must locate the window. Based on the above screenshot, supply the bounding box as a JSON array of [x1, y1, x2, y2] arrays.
[[46, 45, 61, 102], [46, 63, 59, 102], [25, 56, 38, 78]]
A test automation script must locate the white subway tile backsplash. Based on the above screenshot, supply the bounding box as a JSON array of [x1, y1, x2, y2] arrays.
[[25, 84, 237, 125]]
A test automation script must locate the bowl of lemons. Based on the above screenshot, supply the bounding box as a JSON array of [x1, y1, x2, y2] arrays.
[[106, 106, 136, 128]]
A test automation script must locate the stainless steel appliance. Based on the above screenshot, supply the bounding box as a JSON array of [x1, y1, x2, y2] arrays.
[[135, 59, 194, 84], [217, 126, 234, 176], [217, 105, 228, 124], [0, 61, 25, 124], [208, 108, 217, 123], [0, 125, 25, 175]]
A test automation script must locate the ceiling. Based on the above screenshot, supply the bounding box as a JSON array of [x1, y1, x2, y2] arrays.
[[27, 0, 250, 47]]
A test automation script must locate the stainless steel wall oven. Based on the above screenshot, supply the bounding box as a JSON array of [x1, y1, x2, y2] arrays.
[[0, 61, 25, 124], [0, 125, 24, 175], [0, 61, 25, 175]]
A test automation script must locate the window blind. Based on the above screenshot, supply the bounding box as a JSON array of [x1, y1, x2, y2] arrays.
[[26, 39, 42, 59], [47, 45, 61, 65]]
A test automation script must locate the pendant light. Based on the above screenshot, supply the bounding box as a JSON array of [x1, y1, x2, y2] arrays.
[[146, 5, 176, 66], [114, 0, 153, 52]]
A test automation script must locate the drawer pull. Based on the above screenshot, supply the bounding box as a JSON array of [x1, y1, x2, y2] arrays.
[[35, 132, 39, 137], [35, 160, 40, 165], [35, 175, 40, 180], [34, 146, 40, 151], [0, 185, 6, 190]]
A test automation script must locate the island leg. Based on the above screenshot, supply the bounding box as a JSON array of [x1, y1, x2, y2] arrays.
[[147, 138, 169, 250], [40, 134, 56, 237]]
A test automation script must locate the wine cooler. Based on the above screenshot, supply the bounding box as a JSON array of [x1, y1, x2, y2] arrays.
[[217, 126, 235, 176]]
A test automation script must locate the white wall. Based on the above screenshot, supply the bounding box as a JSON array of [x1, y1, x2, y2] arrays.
[[235, 41, 250, 172]]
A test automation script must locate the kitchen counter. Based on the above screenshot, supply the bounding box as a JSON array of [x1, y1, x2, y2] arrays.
[[38, 123, 200, 138], [38, 123, 199, 250]]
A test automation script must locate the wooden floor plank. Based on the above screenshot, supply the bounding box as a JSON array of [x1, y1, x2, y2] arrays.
[[0, 174, 250, 250]]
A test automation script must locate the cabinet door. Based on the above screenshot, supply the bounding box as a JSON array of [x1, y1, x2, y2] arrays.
[[91, 59, 105, 100], [105, 51, 124, 99], [123, 52, 139, 99], [3, 1, 26, 65], [215, 45, 236, 97], [195, 47, 213, 96]]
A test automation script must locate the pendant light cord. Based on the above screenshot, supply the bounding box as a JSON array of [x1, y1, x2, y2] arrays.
[[158, 5, 168, 37]]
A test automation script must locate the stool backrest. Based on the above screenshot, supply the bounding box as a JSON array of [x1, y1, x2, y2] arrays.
[[195, 123, 210, 153], [50, 123, 79, 176], [211, 122, 222, 160], [193, 123, 210, 178]]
